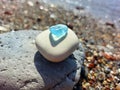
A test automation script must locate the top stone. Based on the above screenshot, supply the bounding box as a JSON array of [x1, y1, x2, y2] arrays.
[[50, 24, 68, 40], [35, 24, 79, 62]]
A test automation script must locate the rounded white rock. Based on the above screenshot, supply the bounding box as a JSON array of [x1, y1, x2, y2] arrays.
[[35, 29, 79, 62]]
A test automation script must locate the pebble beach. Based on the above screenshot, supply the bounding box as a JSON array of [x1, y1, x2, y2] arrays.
[[0, 0, 120, 89]]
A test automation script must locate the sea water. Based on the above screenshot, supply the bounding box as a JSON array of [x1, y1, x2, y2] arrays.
[[41, 0, 120, 29]]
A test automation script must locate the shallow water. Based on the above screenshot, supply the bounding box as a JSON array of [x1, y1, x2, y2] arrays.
[[41, 0, 120, 29]]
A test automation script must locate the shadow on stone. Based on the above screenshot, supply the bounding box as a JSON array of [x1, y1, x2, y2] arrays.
[[49, 33, 67, 47], [34, 51, 81, 90]]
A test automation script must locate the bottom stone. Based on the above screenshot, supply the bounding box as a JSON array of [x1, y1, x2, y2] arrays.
[[0, 30, 85, 90]]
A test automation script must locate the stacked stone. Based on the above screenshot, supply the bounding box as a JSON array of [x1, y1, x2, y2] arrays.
[[0, 24, 85, 90]]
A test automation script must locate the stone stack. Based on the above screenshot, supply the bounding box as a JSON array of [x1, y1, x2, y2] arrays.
[[0, 26, 85, 90]]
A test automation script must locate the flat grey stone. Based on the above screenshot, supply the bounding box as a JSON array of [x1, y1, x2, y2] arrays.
[[0, 30, 85, 90]]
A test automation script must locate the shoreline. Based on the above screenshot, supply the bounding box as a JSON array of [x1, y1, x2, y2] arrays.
[[0, 0, 120, 89]]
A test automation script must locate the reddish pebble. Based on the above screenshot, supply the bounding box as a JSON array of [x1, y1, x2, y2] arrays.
[[88, 63, 95, 68], [103, 52, 116, 60], [4, 11, 12, 15]]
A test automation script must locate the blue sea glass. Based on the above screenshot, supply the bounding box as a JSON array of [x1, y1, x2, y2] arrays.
[[50, 24, 68, 40]]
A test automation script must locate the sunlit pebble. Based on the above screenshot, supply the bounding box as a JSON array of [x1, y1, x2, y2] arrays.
[[86, 56, 93, 61], [106, 52, 113, 55], [50, 4, 55, 8], [27, 1, 34, 7], [2, 5, 6, 9], [112, 33, 116, 36], [110, 71, 115, 75], [104, 67, 111, 74], [66, 12, 70, 16], [82, 82, 90, 89], [103, 80, 108, 85], [118, 69, 120, 73], [109, 61, 114, 65], [93, 51, 98, 56], [89, 70, 94, 74], [24, 10, 28, 15], [39, 6, 44, 10], [106, 44, 114, 49], [109, 41, 114, 44], [97, 59, 103, 64], [85, 27, 88, 30], [114, 76, 119, 81], [98, 51, 103, 56], [11, 30, 15, 33], [96, 85, 102, 90], [44, 8, 48, 12], [90, 75, 96, 80], [50, 14, 56, 19]]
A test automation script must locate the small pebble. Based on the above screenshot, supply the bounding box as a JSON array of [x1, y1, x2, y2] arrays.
[[27, 1, 34, 7], [0, 26, 9, 31], [97, 72, 105, 82], [39, 6, 44, 10], [50, 14, 56, 19], [106, 44, 114, 49], [118, 69, 120, 73], [104, 67, 111, 74]]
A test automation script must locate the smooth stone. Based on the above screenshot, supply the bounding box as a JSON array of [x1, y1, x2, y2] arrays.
[[0, 30, 85, 90], [35, 29, 79, 62], [0, 26, 9, 32]]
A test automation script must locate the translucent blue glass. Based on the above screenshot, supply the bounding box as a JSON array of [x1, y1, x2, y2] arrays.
[[50, 24, 68, 40]]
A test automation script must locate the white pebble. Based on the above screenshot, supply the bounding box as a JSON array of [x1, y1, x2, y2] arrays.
[[27, 1, 34, 7]]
